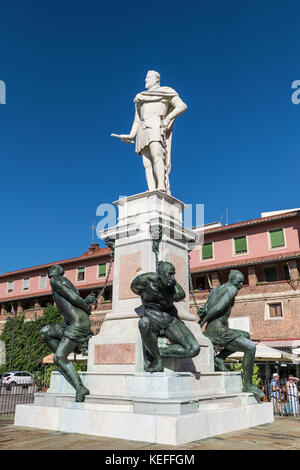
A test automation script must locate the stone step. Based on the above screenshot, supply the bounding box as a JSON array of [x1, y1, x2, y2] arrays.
[[14, 400, 274, 446]]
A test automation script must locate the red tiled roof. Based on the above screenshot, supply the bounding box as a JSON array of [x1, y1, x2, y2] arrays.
[[202, 211, 300, 235], [191, 250, 300, 273], [0, 247, 112, 279]]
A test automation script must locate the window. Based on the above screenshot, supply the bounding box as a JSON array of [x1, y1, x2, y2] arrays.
[[77, 267, 85, 281], [7, 281, 14, 293], [202, 242, 213, 259], [269, 303, 283, 318], [234, 236, 247, 254], [195, 276, 206, 290], [23, 278, 30, 290], [264, 266, 278, 282], [270, 229, 285, 249], [98, 263, 107, 278], [40, 274, 47, 288], [104, 287, 112, 301], [284, 264, 290, 280]]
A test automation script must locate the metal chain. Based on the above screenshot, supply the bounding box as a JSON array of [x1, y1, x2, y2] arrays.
[[95, 238, 115, 303], [188, 251, 209, 328], [151, 225, 162, 272], [150, 231, 202, 314], [188, 251, 201, 314], [287, 279, 300, 291]]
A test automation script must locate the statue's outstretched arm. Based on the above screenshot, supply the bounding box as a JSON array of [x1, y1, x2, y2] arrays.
[[116, 105, 140, 143], [128, 106, 140, 138]]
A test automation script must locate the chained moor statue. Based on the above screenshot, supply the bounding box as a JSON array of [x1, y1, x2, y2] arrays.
[[198, 269, 264, 399], [40, 265, 96, 402], [111, 70, 187, 194], [130, 261, 200, 372]]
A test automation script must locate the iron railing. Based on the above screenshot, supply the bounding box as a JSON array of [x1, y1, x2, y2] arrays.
[[260, 378, 300, 416], [1, 375, 300, 417], [0, 380, 44, 416]]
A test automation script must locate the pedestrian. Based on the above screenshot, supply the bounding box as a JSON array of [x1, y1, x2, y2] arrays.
[[270, 373, 284, 416], [286, 375, 300, 416]]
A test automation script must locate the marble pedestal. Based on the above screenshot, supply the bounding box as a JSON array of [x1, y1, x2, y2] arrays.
[[88, 190, 213, 375], [14, 190, 274, 444], [15, 370, 273, 445]]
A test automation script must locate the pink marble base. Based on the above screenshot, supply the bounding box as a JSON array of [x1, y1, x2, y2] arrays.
[[118, 252, 142, 300], [170, 253, 187, 293], [94, 343, 136, 365]]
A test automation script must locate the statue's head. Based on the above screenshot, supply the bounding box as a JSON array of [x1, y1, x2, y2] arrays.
[[228, 270, 244, 290], [145, 70, 160, 90], [48, 264, 65, 278], [157, 261, 176, 287]]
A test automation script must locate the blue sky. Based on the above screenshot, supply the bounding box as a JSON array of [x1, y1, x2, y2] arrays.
[[1, 0, 300, 273]]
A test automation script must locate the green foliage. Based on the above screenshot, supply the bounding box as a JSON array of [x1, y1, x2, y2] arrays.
[[0, 304, 62, 379], [229, 362, 261, 385], [44, 364, 58, 388], [44, 361, 87, 388]]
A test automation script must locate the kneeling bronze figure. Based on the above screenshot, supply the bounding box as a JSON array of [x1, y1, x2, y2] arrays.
[[198, 269, 264, 399], [131, 261, 200, 373]]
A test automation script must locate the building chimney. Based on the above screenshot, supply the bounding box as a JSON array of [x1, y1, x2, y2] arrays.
[[88, 243, 99, 254]]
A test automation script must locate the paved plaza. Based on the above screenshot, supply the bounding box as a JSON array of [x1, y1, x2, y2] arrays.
[[1, 416, 300, 450]]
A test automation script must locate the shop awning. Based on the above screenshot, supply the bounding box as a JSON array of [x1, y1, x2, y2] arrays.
[[228, 343, 299, 362]]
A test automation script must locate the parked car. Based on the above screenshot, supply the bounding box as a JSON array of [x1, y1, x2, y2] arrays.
[[1, 371, 33, 388]]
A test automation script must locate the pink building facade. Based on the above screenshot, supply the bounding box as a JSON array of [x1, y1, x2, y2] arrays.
[[0, 244, 113, 334], [1, 209, 300, 355], [189, 210, 300, 353]]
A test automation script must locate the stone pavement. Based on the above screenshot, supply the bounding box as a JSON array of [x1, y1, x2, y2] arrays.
[[1, 416, 300, 450]]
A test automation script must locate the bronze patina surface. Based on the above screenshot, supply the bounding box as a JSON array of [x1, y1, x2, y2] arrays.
[[198, 269, 264, 399], [131, 261, 200, 372], [40, 265, 95, 402]]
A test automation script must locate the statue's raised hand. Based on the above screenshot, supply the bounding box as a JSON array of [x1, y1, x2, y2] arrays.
[[119, 134, 135, 144], [111, 133, 134, 144]]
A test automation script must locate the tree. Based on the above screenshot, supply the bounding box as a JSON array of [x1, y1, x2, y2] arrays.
[[0, 304, 63, 380], [230, 361, 261, 386]]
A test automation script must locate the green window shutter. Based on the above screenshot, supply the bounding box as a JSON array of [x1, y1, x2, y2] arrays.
[[98, 263, 106, 276], [202, 243, 213, 259], [264, 266, 277, 282], [270, 229, 284, 248], [234, 236, 247, 253], [77, 267, 85, 281]]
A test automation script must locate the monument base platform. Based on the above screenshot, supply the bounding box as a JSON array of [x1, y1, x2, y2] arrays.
[[14, 371, 274, 445], [46, 370, 244, 399], [15, 396, 273, 446]]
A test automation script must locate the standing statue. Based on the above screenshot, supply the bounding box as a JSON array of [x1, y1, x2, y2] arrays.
[[131, 261, 200, 372], [40, 265, 96, 402], [111, 70, 187, 194], [198, 270, 264, 399]]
